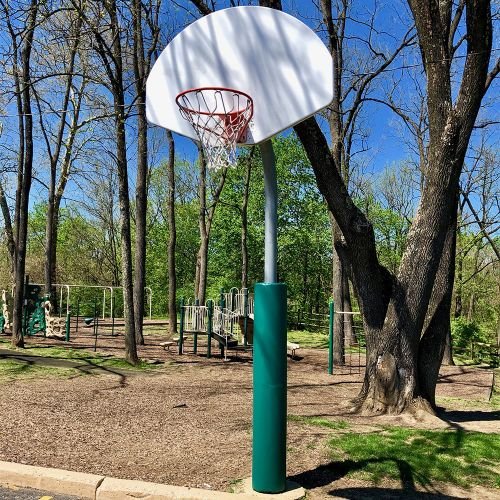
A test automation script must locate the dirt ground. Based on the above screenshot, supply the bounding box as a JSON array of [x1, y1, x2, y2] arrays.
[[0, 322, 498, 499]]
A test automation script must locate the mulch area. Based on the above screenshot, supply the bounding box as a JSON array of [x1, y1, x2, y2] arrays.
[[436, 365, 494, 401], [0, 322, 497, 499]]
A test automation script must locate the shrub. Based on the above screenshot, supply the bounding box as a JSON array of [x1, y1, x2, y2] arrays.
[[451, 318, 484, 349]]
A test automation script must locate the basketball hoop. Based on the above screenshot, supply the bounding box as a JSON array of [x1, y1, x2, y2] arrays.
[[176, 87, 253, 170]]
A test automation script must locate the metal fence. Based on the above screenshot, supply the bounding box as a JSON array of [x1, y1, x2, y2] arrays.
[[453, 342, 499, 367], [288, 305, 329, 332]]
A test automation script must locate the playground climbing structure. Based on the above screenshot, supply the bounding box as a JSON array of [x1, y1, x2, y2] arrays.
[[0, 290, 10, 333], [176, 288, 299, 360], [17, 280, 70, 340], [176, 288, 254, 360]]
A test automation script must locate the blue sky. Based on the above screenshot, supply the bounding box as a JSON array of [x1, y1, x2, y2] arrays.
[[162, 0, 417, 170], [163, 1, 425, 177], [0, 0, 498, 211]]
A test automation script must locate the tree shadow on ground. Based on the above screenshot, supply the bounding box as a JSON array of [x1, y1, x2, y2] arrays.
[[289, 458, 464, 499], [327, 486, 464, 498], [438, 408, 500, 423], [0, 349, 129, 389]]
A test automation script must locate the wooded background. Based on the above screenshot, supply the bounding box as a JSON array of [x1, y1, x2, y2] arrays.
[[0, 0, 498, 411]]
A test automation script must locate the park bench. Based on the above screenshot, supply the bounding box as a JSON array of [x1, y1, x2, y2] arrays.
[[287, 342, 300, 358], [159, 338, 180, 351]]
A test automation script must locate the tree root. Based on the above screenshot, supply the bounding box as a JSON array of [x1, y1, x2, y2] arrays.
[[349, 393, 441, 422]]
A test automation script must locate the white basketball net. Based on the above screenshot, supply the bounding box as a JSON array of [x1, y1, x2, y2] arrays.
[[176, 88, 253, 170]]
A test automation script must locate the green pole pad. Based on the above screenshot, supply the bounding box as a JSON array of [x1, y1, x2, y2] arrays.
[[252, 282, 287, 494]]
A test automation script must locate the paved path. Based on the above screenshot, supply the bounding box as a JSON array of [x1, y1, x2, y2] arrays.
[[0, 485, 80, 499]]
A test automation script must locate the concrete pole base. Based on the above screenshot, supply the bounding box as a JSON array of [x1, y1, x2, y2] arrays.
[[241, 477, 305, 499]]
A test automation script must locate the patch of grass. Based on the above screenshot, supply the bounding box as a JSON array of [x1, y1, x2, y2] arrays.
[[490, 369, 500, 410], [0, 359, 79, 382], [287, 330, 329, 349], [452, 354, 477, 366], [99, 358, 157, 370], [1, 344, 160, 371], [288, 414, 350, 430], [20, 345, 99, 359], [327, 427, 500, 489], [435, 396, 493, 410], [434, 367, 499, 411], [143, 327, 169, 336], [227, 478, 243, 494], [491, 394, 500, 411]]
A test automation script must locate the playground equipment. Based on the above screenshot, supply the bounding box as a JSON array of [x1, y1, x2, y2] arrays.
[[175, 288, 301, 361], [24, 283, 46, 336], [0, 290, 11, 333], [17, 283, 154, 339], [222, 287, 299, 356], [44, 301, 70, 340], [20, 280, 70, 340], [176, 288, 254, 360], [328, 300, 365, 375], [147, 5, 333, 494], [30, 283, 153, 320], [73, 298, 112, 337]]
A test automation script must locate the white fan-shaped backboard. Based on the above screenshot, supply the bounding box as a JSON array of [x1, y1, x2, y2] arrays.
[[146, 6, 333, 145]]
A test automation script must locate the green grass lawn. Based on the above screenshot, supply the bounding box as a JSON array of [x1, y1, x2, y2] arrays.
[[0, 338, 161, 381], [287, 330, 330, 348], [287, 330, 366, 355], [288, 414, 350, 430], [0, 359, 79, 382], [327, 427, 500, 489]]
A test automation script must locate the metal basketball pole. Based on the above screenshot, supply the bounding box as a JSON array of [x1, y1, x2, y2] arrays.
[[261, 140, 278, 283], [252, 140, 287, 493]]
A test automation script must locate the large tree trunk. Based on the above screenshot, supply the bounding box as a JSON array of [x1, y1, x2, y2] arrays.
[[331, 220, 345, 365], [342, 273, 356, 345], [108, 0, 138, 364], [12, 0, 38, 347], [194, 151, 227, 302], [132, 0, 152, 346], [418, 199, 458, 406], [196, 152, 208, 303], [355, 140, 478, 414], [166, 130, 177, 334], [43, 54, 80, 304], [0, 182, 15, 280], [241, 155, 252, 289], [306, 0, 492, 414]]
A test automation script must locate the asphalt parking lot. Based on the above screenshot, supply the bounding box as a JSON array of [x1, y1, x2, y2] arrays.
[[0, 486, 81, 500]]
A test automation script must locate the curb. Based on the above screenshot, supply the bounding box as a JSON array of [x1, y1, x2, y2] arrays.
[[0, 461, 104, 498], [0, 461, 305, 500]]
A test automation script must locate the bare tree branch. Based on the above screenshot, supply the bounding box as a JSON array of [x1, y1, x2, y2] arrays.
[[461, 189, 500, 260], [485, 57, 499, 94]]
